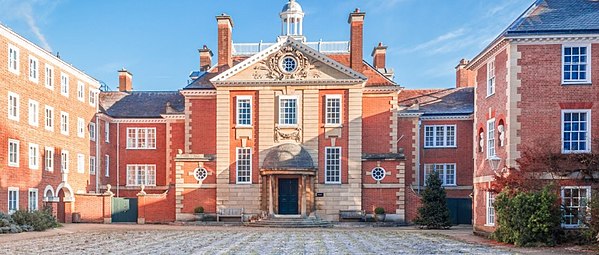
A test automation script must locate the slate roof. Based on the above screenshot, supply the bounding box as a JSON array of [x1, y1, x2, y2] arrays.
[[262, 143, 316, 170], [398, 87, 474, 116], [100, 91, 185, 118], [506, 0, 599, 36]]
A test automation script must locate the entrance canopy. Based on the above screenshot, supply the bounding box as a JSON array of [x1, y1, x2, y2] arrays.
[[262, 143, 315, 172]]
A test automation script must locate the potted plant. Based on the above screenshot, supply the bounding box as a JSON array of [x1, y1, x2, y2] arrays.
[[194, 206, 205, 221], [374, 207, 386, 222]]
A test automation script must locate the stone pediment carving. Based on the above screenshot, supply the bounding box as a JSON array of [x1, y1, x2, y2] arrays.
[[210, 37, 367, 85], [274, 126, 302, 143], [252, 45, 322, 80]]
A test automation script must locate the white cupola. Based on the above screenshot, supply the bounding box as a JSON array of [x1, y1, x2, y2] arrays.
[[279, 0, 305, 42]]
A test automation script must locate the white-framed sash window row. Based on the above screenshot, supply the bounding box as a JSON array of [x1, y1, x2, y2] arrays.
[[423, 163, 456, 186], [126, 164, 157, 186], [561, 186, 591, 228], [278, 95, 298, 127], [561, 109, 591, 154], [325, 94, 342, 126], [45, 147, 54, 172], [487, 119, 496, 159], [236, 147, 252, 184], [77, 81, 85, 102], [8, 91, 20, 121], [562, 43, 591, 85], [60, 72, 69, 97], [126, 127, 157, 149], [44, 105, 54, 131], [29, 55, 39, 83], [8, 139, 20, 167], [486, 191, 496, 226], [28, 99, 39, 127], [28, 188, 38, 212], [45, 64, 54, 90], [486, 58, 495, 97], [28, 143, 40, 170], [8, 44, 20, 74], [424, 125, 456, 148], [8, 187, 19, 214], [325, 146, 342, 184]]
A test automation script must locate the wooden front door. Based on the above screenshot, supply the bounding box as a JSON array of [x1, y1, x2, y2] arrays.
[[278, 178, 299, 215]]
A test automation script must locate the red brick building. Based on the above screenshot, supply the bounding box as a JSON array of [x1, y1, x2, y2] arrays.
[[467, 0, 599, 233], [94, 1, 475, 223], [2, 0, 475, 224], [0, 23, 101, 223]]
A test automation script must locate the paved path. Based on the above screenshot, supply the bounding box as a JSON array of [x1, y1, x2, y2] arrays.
[[0, 224, 514, 255]]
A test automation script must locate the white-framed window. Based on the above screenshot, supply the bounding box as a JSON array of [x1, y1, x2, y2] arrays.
[[8, 139, 19, 167], [60, 111, 69, 135], [236, 96, 252, 126], [60, 73, 69, 97], [89, 90, 97, 106], [104, 121, 110, 143], [89, 156, 96, 175], [105, 155, 110, 177], [486, 191, 496, 226], [44, 105, 54, 131], [28, 143, 39, 170], [371, 167, 386, 182], [61, 150, 69, 173], [77, 117, 85, 138], [77, 81, 85, 101], [325, 147, 341, 184], [562, 110, 591, 153], [563, 44, 591, 84], [487, 119, 496, 158], [236, 147, 252, 184], [8, 44, 19, 74], [126, 128, 156, 149], [28, 188, 38, 212], [279, 95, 298, 126], [487, 59, 495, 97], [193, 167, 208, 181], [45, 64, 54, 90], [29, 56, 38, 82], [8, 187, 19, 214], [561, 186, 591, 228], [45, 147, 54, 172], [28, 99, 39, 127], [77, 153, 85, 173], [8, 92, 20, 121], [325, 94, 342, 125], [424, 125, 456, 148], [89, 122, 96, 141], [126, 164, 157, 186], [424, 163, 456, 186]]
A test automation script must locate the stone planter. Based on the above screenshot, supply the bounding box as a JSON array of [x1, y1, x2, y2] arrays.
[[375, 214, 386, 222], [195, 213, 205, 221]]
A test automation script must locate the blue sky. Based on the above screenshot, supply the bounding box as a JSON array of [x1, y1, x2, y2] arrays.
[[0, 0, 531, 90]]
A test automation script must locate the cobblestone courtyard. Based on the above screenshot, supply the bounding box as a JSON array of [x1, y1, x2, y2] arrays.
[[0, 224, 515, 255]]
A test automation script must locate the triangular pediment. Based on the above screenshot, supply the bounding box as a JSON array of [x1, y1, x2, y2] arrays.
[[211, 37, 367, 85]]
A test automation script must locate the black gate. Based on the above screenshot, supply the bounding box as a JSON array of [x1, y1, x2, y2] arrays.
[[278, 179, 299, 215], [112, 197, 138, 223], [446, 198, 472, 225]]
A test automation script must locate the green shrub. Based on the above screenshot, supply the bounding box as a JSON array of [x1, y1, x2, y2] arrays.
[[10, 207, 59, 231], [492, 186, 562, 247], [414, 171, 452, 229], [374, 207, 385, 215], [194, 206, 205, 214]]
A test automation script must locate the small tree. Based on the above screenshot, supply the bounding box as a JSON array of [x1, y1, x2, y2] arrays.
[[414, 171, 452, 229]]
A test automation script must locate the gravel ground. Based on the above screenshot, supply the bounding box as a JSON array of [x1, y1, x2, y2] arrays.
[[1, 227, 514, 255]]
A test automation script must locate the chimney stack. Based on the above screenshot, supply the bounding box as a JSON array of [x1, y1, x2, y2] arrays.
[[348, 8, 365, 72], [118, 68, 133, 92], [371, 42, 387, 69], [199, 45, 213, 72], [455, 59, 475, 88], [216, 14, 234, 72]]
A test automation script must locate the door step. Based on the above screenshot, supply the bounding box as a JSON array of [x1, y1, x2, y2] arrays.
[[244, 217, 332, 228]]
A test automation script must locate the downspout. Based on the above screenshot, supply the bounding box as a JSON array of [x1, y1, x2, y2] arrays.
[[95, 115, 100, 193], [116, 122, 120, 197], [416, 118, 422, 194]]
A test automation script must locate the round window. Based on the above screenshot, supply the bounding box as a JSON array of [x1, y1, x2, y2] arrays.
[[193, 167, 208, 181], [281, 57, 297, 73], [371, 167, 386, 181]]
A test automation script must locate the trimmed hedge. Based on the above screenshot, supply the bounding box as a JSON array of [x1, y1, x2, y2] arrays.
[[492, 186, 562, 246]]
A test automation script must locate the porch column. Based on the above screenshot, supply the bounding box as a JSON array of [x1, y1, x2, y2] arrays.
[[269, 175, 274, 215], [301, 175, 307, 217]]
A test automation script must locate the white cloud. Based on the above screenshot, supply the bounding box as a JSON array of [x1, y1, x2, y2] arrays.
[[0, 0, 59, 52]]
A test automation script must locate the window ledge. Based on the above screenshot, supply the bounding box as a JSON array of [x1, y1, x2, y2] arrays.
[[235, 125, 253, 129], [485, 93, 495, 99], [484, 223, 496, 227], [8, 163, 19, 167], [562, 82, 592, 86], [126, 148, 157, 150], [323, 124, 343, 128], [277, 124, 299, 129], [424, 146, 458, 149]]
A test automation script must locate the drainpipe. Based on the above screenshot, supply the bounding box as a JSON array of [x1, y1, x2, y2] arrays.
[[116, 122, 120, 197], [416, 119, 422, 194], [95, 115, 100, 193]]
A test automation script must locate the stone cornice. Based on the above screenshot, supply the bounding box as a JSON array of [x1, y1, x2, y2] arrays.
[[420, 114, 473, 121], [179, 90, 217, 97]]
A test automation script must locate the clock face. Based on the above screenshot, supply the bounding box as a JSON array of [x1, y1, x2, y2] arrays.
[[281, 56, 298, 73]]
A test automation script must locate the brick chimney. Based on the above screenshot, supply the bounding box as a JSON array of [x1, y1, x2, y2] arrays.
[[455, 59, 475, 88], [371, 42, 387, 69], [348, 8, 365, 72], [118, 68, 132, 92], [216, 14, 234, 72], [199, 45, 213, 72]]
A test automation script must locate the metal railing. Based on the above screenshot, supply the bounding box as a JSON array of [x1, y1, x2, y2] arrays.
[[232, 40, 349, 55]]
